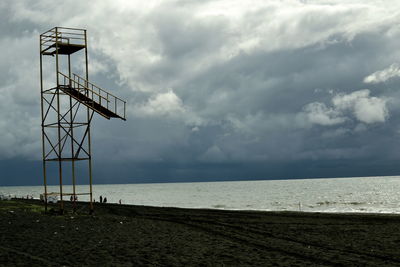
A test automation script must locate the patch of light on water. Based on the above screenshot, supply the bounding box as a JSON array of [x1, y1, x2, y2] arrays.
[[1, 176, 400, 214]]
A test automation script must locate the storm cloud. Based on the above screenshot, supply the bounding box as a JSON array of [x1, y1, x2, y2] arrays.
[[1, 0, 400, 185]]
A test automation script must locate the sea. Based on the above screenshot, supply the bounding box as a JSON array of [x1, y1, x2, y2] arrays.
[[1, 176, 400, 214]]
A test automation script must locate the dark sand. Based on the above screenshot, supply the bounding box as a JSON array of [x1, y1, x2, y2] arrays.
[[1, 199, 400, 266]]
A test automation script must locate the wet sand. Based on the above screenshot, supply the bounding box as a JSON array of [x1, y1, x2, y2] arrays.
[[1, 199, 400, 266]]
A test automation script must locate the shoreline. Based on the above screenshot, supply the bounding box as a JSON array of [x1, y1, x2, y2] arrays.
[[2, 176, 400, 214], [7, 196, 400, 216], [4, 196, 400, 215]]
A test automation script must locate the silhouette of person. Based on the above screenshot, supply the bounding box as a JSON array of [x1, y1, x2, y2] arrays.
[[100, 195, 103, 203], [103, 197, 107, 203]]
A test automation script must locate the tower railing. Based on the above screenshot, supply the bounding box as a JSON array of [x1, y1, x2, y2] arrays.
[[58, 72, 126, 120], [40, 27, 86, 55]]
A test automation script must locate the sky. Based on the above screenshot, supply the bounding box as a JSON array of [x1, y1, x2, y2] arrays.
[[1, 0, 400, 186]]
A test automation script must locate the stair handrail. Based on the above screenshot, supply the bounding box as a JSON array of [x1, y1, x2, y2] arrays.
[[72, 73, 125, 103], [57, 72, 126, 119], [72, 73, 126, 119], [58, 72, 107, 102]]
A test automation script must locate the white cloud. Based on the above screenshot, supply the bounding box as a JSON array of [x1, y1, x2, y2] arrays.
[[363, 63, 400, 84], [353, 96, 389, 124], [132, 90, 204, 127], [332, 89, 370, 109], [333, 90, 389, 124], [304, 102, 346, 126], [134, 90, 185, 116], [305, 89, 389, 126]]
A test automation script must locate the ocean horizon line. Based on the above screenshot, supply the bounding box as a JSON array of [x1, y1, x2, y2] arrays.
[[1, 174, 400, 187]]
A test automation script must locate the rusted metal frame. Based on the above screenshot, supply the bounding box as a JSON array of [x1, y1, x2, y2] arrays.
[[42, 92, 57, 122], [106, 92, 109, 110], [43, 122, 59, 127], [46, 157, 90, 161], [57, 36, 84, 41], [40, 46, 53, 53], [44, 122, 87, 128], [43, 131, 61, 159], [67, 100, 85, 129], [43, 92, 76, 121], [68, 100, 80, 117], [45, 122, 87, 128], [84, 29, 94, 213], [57, 32, 84, 37], [59, 102, 75, 124], [42, 94, 58, 113], [40, 38, 55, 45], [71, 99, 81, 123], [42, 130, 58, 155], [124, 101, 126, 119], [59, 120, 91, 156], [41, 27, 56, 36], [41, 35, 56, 40], [44, 128, 68, 159], [40, 45, 54, 54], [40, 27, 106, 214], [42, 94, 71, 125], [43, 87, 57, 94], [43, 90, 59, 94], [42, 88, 76, 124], [40, 36, 57, 45], [59, 126, 72, 156], [40, 41, 48, 212], [41, 33, 65, 44], [41, 35, 69, 42], [43, 94, 57, 106], [55, 27, 65, 213], [113, 98, 127, 119], [74, 112, 93, 158], [59, 122, 91, 157], [58, 26, 86, 31], [43, 117, 85, 161], [71, 123, 88, 128], [41, 38, 54, 44], [54, 89, 80, 122], [41, 33, 57, 38]]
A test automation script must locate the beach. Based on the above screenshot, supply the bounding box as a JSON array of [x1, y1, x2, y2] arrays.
[[1, 199, 400, 266]]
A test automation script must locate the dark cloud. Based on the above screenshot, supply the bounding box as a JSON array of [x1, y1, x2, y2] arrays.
[[1, 1, 400, 186]]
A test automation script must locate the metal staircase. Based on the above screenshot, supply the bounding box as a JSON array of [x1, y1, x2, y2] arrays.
[[58, 72, 126, 120]]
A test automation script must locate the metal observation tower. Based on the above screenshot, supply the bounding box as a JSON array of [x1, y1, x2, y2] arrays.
[[39, 27, 126, 213]]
